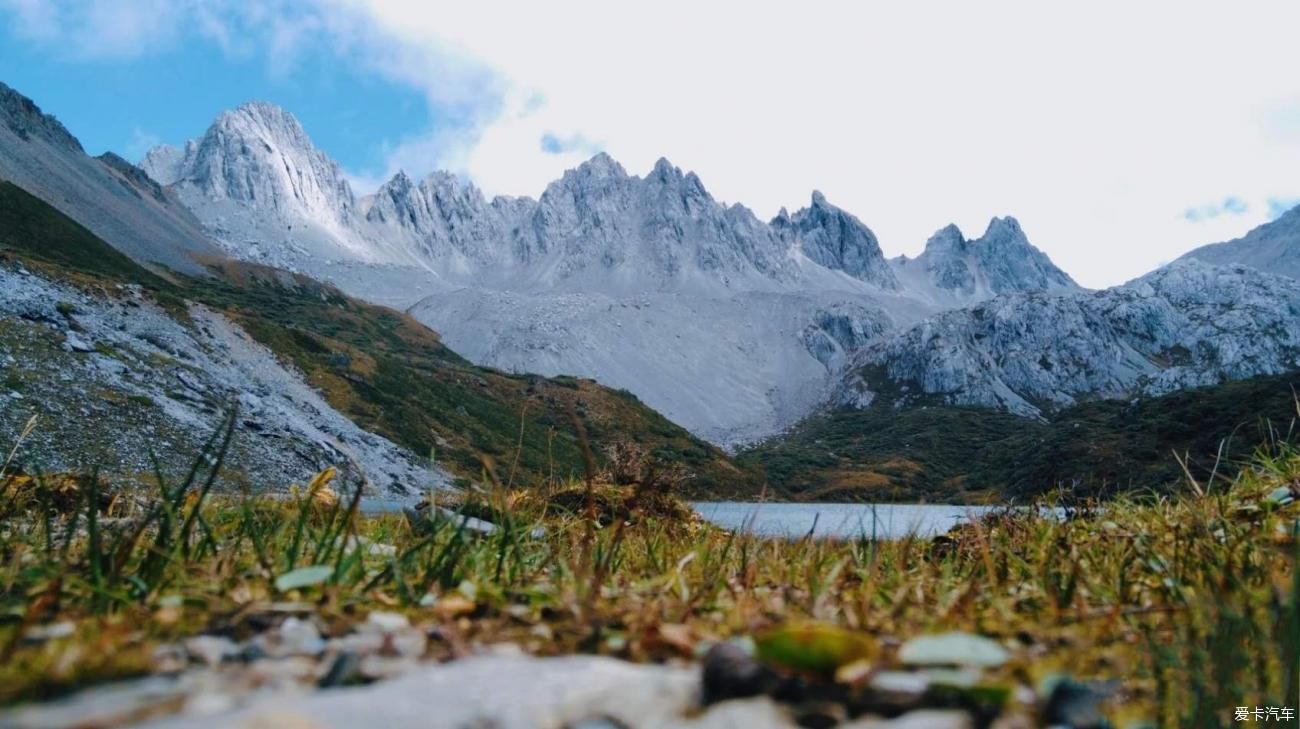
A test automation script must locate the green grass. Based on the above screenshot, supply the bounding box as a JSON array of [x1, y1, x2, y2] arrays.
[[0, 181, 173, 288], [1, 421, 1297, 726]]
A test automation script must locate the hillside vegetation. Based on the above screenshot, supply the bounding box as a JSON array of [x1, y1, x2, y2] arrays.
[[741, 374, 1300, 503], [0, 181, 754, 497]]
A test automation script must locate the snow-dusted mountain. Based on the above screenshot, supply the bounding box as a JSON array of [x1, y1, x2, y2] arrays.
[[1178, 204, 1300, 280], [137, 103, 1076, 443], [134, 101, 1299, 445], [0, 82, 220, 274], [838, 260, 1300, 417], [139, 102, 409, 267]]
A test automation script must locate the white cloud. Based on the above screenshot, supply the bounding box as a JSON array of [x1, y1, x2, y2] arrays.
[[342, 0, 1300, 287], [2, 0, 184, 58]]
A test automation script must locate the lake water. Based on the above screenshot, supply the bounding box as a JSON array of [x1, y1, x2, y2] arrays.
[[360, 497, 996, 540], [691, 502, 996, 539]]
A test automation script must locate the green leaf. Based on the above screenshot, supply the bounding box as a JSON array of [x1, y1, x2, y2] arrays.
[[755, 624, 874, 678], [275, 565, 334, 592]]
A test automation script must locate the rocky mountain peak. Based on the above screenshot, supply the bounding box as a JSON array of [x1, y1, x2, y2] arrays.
[[650, 157, 680, 179], [139, 142, 196, 186], [150, 100, 358, 224], [569, 152, 627, 180], [923, 224, 967, 254], [910, 215, 1077, 297], [774, 191, 899, 289], [380, 170, 415, 195], [0, 82, 83, 153], [977, 217, 1037, 254], [212, 101, 314, 152]]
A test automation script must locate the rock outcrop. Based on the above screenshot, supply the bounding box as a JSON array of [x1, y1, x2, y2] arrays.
[[840, 260, 1300, 416]]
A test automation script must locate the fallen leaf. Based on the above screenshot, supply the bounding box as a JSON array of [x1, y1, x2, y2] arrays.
[[755, 624, 875, 678]]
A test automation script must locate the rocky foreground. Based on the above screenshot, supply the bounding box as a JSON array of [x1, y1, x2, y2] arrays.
[[3, 613, 1082, 729]]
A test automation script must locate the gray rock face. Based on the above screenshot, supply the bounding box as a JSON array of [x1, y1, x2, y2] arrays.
[[140, 141, 195, 187], [1179, 203, 1300, 280], [0, 84, 221, 275], [0, 263, 448, 495], [772, 191, 898, 289], [894, 217, 1080, 299], [0, 82, 83, 153], [364, 170, 523, 267], [135, 104, 935, 443], [525, 155, 798, 286], [840, 260, 1300, 416], [141, 102, 377, 266]]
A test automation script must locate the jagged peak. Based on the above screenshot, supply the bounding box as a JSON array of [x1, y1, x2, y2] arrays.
[[923, 224, 967, 253], [209, 101, 315, 153], [377, 170, 414, 195], [981, 215, 1026, 241], [810, 190, 829, 207], [0, 82, 84, 153], [221, 100, 301, 127], [650, 156, 680, 178], [569, 151, 626, 179]]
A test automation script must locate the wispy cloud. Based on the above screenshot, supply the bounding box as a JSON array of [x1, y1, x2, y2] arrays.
[[122, 127, 161, 161], [1267, 197, 1300, 220], [540, 132, 600, 156], [1183, 196, 1249, 223], [1, 0, 184, 59]]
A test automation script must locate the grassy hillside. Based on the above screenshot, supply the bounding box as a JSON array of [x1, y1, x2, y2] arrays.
[[740, 372, 1300, 503], [0, 181, 755, 497]]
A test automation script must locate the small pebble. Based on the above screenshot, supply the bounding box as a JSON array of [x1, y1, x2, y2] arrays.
[[23, 621, 75, 642], [318, 652, 363, 688], [364, 611, 410, 633], [184, 635, 240, 667], [701, 641, 779, 705]]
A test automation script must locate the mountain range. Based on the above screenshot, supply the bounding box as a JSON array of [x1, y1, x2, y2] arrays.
[[3, 80, 1300, 498], [138, 101, 1098, 444]]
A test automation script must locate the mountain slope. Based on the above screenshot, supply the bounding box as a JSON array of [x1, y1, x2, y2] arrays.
[[1178, 204, 1300, 280], [0, 180, 750, 496], [0, 82, 221, 275], [0, 181, 445, 493], [838, 260, 1300, 416]]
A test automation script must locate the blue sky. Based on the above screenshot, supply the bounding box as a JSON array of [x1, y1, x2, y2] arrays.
[[1, 0, 1297, 288], [0, 17, 431, 180]]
